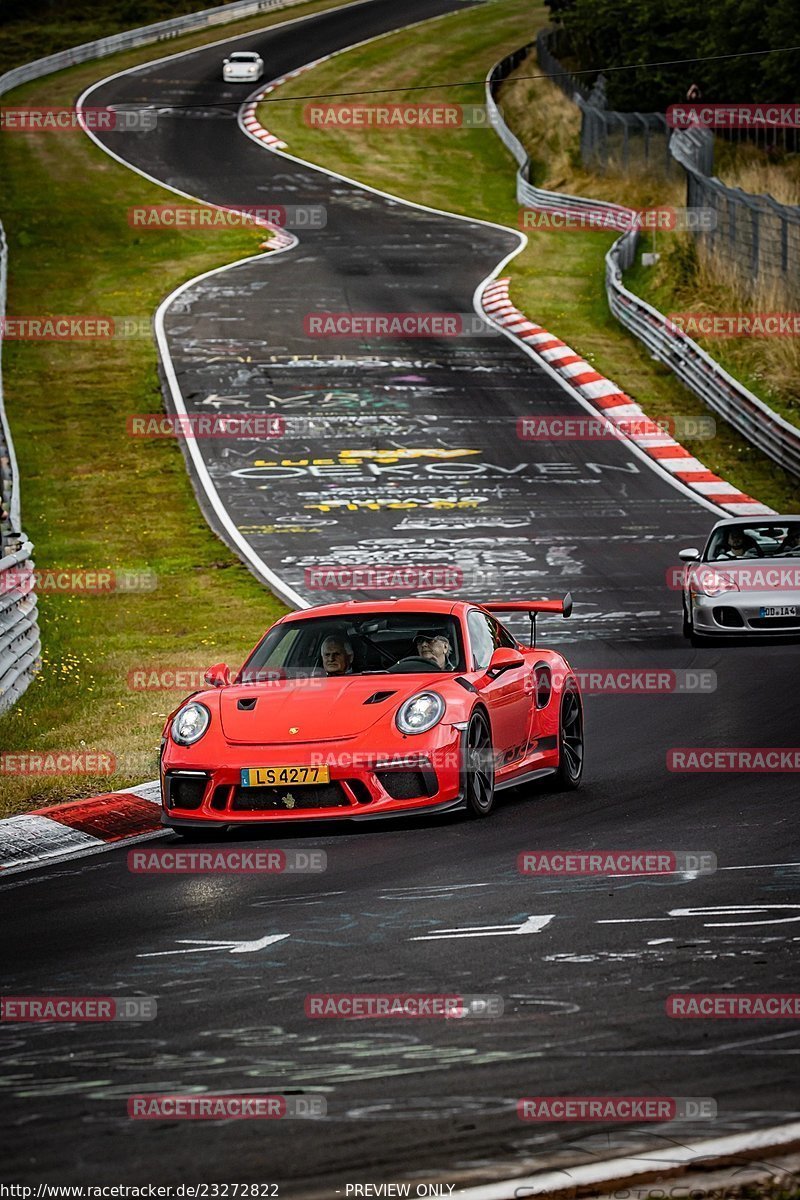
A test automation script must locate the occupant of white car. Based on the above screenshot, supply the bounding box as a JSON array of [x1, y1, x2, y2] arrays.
[[715, 527, 762, 560], [320, 636, 355, 676], [778, 527, 800, 556], [413, 631, 452, 670]]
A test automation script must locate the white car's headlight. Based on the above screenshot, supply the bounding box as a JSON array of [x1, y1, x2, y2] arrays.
[[396, 692, 445, 735], [171, 702, 210, 746], [694, 568, 740, 598]]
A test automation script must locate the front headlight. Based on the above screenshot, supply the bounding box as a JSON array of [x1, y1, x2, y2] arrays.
[[396, 692, 445, 735], [171, 702, 210, 746], [694, 568, 740, 598]]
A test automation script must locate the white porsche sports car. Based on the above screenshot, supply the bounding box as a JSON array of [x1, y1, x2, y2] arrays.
[[222, 51, 264, 83], [679, 516, 800, 643]]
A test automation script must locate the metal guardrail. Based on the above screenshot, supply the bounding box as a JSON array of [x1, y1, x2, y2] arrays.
[[486, 45, 800, 481], [0, 0, 310, 97], [0, 224, 40, 714], [606, 233, 800, 478]]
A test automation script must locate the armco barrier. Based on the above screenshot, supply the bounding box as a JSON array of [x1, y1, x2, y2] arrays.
[[0, 0, 312, 97], [0, 224, 40, 715], [486, 46, 800, 481]]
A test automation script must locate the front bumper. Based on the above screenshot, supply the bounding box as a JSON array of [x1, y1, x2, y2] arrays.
[[691, 590, 800, 635], [160, 724, 465, 824]]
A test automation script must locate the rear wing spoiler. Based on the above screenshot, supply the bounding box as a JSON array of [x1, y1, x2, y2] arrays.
[[481, 594, 573, 646], [482, 593, 573, 618]]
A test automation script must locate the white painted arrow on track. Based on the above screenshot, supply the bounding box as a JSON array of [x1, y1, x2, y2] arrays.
[[410, 914, 555, 941], [138, 934, 289, 958]]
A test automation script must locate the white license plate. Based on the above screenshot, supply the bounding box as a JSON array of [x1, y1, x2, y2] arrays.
[[759, 605, 797, 618]]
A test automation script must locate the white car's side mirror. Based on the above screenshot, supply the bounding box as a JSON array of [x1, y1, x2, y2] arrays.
[[679, 547, 700, 562]]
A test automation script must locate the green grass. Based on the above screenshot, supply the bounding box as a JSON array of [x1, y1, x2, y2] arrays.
[[0, 0, 363, 817], [259, 4, 800, 516]]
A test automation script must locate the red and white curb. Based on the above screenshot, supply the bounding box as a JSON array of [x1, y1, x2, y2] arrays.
[[0, 780, 164, 874], [481, 278, 774, 517], [241, 54, 332, 152]]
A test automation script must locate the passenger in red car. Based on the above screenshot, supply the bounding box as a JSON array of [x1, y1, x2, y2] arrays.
[[414, 632, 451, 670]]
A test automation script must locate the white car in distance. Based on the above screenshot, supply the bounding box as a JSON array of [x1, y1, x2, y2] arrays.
[[222, 51, 265, 83]]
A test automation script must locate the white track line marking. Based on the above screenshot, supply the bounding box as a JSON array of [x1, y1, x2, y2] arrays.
[[452, 1121, 800, 1199]]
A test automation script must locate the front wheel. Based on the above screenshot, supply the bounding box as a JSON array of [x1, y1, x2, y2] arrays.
[[548, 684, 584, 791], [682, 598, 692, 639], [463, 711, 495, 818]]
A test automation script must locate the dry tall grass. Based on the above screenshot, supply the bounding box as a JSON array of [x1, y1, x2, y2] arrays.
[[499, 55, 800, 423]]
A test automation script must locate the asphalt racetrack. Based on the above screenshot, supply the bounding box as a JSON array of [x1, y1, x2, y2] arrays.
[[1, 0, 798, 1192]]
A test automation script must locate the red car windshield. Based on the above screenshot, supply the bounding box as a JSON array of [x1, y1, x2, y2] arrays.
[[239, 613, 465, 679]]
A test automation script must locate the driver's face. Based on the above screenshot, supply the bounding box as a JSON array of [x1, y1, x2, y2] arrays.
[[415, 635, 449, 669], [322, 642, 349, 675]]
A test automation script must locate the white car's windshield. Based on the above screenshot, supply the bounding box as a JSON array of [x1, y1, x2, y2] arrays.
[[706, 522, 800, 561]]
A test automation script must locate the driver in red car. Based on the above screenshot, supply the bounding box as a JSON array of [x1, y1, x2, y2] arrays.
[[413, 631, 452, 670], [320, 636, 355, 676]]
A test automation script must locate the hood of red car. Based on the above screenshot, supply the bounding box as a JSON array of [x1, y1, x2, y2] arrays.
[[217, 676, 430, 744]]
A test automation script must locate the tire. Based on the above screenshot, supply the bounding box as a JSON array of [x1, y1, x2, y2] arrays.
[[548, 683, 584, 791], [682, 598, 692, 639], [463, 710, 495, 818], [170, 825, 226, 843]]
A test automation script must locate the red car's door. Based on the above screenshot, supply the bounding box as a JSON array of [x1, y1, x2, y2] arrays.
[[465, 609, 532, 766]]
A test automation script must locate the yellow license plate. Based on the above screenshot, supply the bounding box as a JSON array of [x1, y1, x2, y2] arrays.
[[241, 765, 330, 787]]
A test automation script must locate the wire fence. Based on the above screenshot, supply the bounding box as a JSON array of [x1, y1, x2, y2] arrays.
[[671, 127, 800, 305], [536, 31, 680, 178], [535, 30, 800, 303], [485, 47, 800, 481], [0, 223, 41, 714]]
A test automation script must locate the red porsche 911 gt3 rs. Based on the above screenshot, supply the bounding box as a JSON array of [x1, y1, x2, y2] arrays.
[[160, 597, 583, 837]]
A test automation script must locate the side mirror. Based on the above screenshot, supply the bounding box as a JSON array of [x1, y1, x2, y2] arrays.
[[486, 647, 525, 679], [204, 662, 231, 687], [679, 548, 700, 562]]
